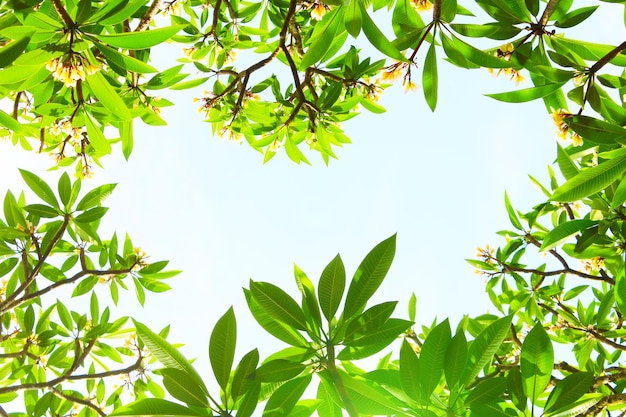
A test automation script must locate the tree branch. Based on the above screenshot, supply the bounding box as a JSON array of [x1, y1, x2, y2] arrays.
[[50, 0, 75, 29], [50, 387, 106, 417], [135, 0, 162, 32]]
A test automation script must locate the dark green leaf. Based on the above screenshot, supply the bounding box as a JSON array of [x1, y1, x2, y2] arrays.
[[343, 234, 396, 318], [209, 306, 237, 391], [318, 254, 345, 321], [521, 322, 553, 402]]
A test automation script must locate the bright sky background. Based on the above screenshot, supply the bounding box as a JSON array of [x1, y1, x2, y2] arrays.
[[0, 0, 624, 404]]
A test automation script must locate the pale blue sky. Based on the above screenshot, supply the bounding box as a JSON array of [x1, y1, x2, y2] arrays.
[[0, 0, 624, 403]]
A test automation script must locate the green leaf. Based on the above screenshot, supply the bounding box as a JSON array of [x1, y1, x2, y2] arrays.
[[0, 108, 29, 133], [255, 359, 307, 382], [109, 398, 208, 416], [250, 280, 308, 331], [461, 315, 512, 386], [567, 115, 626, 145], [544, 372, 593, 414], [92, 25, 185, 50], [93, 42, 159, 73], [209, 306, 237, 391], [550, 148, 626, 202], [231, 348, 259, 401], [161, 368, 209, 408], [399, 339, 420, 400], [318, 254, 345, 321], [300, 8, 344, 69], [556, 143, 579, 180], [444, 330, 467, 389], [0, 35, 31, 68], [521, 322, 554, 403], [133, 321, 209, 395], [504, 191, 523, 230], [451, 33, 520, 68], [465, 376, 507, 405], [615, 273, 626, 316], [244, 288, 309, 346], [343, 318, 412, 348], [555, 6, 598, 28], [507, 367, 526, 412], [58, 172, 71, 208], [419, 319, 451, 399], [340, 371, 405, 415], [360, 3, 406, 61], [440, 0, 457, 21], [611, 175, 626, 209], [86, 71, 131, 120], [263, 375, 312, 417], [19, 169, 58, 208], [343, 234, 396, 319], [344, 0, 362, 37], [76, 183, 116, 211], [486, 82, 566, 103], [85, 110, 112, 154], [24, 204, 59, 218], [539, 219, 596, 252], [423, 42, 438, 111]]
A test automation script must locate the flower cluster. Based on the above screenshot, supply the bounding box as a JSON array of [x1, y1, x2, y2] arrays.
[[131, 247, 149, 271], [410, 0, 432, 12], [381, 62, 417, 93], [309, 2, 328, 20], [194, 90, 217, 115], [551, 109, 583, 146], [476, 245, 495, 262], [46, 55, 99, 88], [488, 43, 525, 84], [219, 126, 244, 144], [581, 257, 605, 273]]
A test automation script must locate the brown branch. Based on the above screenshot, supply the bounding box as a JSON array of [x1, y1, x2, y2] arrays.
[[409, 22, 434, 62], [135, 0, 162, 32], [51, 0, 75, 28], [432, 0, 441, 21], [50, 388, 106, 417], [589, 40, 626, 75], [510, 324, 522, 347], [0, 214, 71, 314], [12, 92, 21, 119], [539, 0, 559, 27], [502, 263, 614, 285], [554, 361, 580, 373], [67, 354, 143, 381], [582, 393, 626, 416]]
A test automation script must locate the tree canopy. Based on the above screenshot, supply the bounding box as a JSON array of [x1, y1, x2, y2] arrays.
[[1, 0, 626, 416]]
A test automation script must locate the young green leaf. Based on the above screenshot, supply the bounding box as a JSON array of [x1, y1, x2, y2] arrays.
[[444, 330, 468, 389]]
